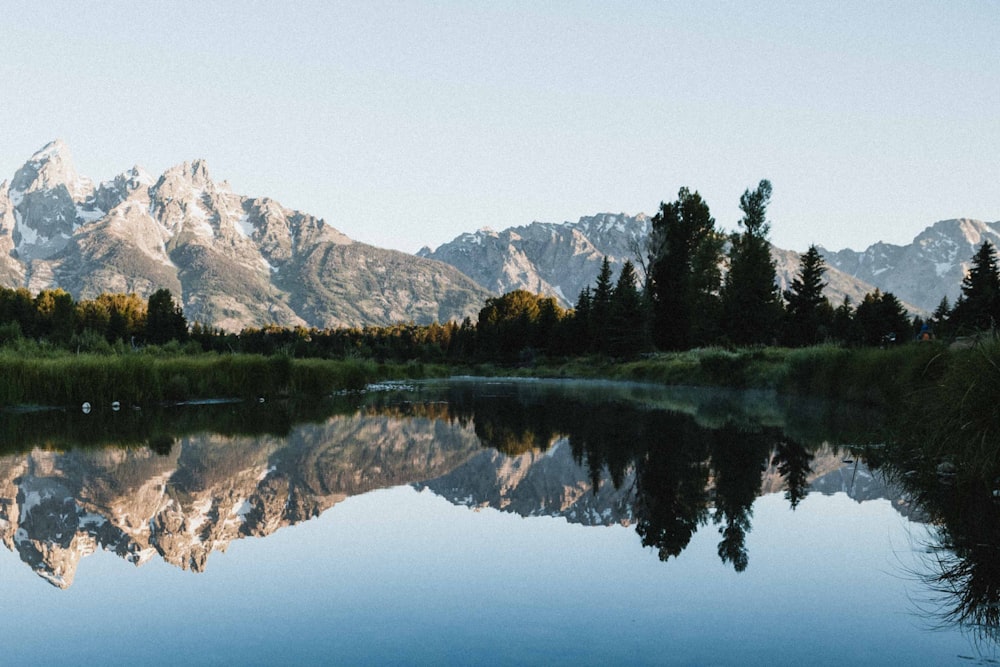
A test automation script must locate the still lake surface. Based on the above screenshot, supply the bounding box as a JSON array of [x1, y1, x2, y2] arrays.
[[0, 378, 996, 665]]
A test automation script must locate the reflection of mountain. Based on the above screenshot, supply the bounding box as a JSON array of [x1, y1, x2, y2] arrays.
[[0, 413, 482, 587], [0, 381, 919, 587], [807, 458, 923, 521], [415, 438, 635, 526]]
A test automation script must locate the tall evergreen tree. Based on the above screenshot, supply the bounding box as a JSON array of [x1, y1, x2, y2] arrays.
[[782, 245, 832, 346], [719, 180, 783, 345], [646, 187, 723, 350], [929, 295, 952, 338], [571, 286, 593, 355], [590, 257, 615, 353], [610, 260, 646, 356], [951, 240, 1000, 332], [831, 296, 856, 344]]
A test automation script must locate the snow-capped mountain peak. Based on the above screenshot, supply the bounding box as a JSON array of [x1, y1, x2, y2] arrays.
[[9, 139, 94, 206], [0, 141, 489, 330]]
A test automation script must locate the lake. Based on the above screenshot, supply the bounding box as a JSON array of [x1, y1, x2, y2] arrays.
[[1, 378, 996, 665]]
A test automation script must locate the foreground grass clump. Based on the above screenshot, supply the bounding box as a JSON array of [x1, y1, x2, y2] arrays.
[[781, 342, 947, 406], [0, 351, 444, 407], [893, 338, 1000, 471]]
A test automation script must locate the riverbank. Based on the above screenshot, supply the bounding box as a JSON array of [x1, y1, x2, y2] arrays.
[[1, 340, 989, 411], [0, 349, 452, 408]]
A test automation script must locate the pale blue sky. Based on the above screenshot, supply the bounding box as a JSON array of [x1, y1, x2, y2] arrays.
[[1, 1, 997, 254]]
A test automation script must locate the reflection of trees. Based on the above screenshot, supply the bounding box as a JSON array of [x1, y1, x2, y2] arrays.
[[875, 453, 1000, 649], [709, 423, 771, 572], [422, 384, 811, 572], [771, 439, 814, 509], [924, 484, 1000, 647], [362, 382, 825, 572], [633, 414, 710, 562]]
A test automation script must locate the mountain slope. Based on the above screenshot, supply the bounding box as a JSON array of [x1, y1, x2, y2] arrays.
[[3, 141, 490, 330]]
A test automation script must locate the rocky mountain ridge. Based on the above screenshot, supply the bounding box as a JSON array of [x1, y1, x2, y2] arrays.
[[819, 218, 1000, 312], [417, 213, 651, 306], [420, 213, 943, 313], [1, 141, 490, 330], [423, 214, 1000, 315]]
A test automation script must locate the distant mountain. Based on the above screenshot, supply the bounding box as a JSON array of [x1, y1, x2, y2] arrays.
[[0, 141, 490, 330], [819, 218, 1000, 313], [421, 212, 923, 312], [418, 213, 651, 306]]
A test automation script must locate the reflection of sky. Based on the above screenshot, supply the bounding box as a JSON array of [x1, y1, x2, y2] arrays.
[[0, 486, 979, 665]]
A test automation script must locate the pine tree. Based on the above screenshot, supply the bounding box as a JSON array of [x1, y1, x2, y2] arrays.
[[646, 187, 723, 349], [782, 245, 831, 346], [951, 240, 1000, 332], [928, 295, 951, 338], [571, 287, 593, 355], [831, 296, 856, 344], [590, 257, 615, 353], [610, 260, 646, 356], [719, 180, 783, 345]]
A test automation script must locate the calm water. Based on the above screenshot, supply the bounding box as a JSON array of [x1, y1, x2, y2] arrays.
[[0, 379, 996, 665]]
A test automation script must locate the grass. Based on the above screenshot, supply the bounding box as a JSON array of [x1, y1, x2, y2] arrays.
[[0, 349, 454, 408]]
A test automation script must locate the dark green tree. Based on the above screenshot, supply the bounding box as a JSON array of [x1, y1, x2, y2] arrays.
[[951, 241, 1000, 333], [783, 245, 832, 346], [720, 180, 783, 345], [610, 260, 646, 356], [145, 288, 188, 345], [570, 287, 593, 355], [830, 296, 856, 343], [854, 289, 910, 346], [590, 257, 615, 353], [928, 296, 952, 339], [647, 187, 724, 350]]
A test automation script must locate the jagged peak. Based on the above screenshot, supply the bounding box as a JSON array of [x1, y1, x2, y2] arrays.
[[11, 139, 93, 203], [125, 165, 154, 186], [157, 159, 214, 190], [914, 218, 1000, 249], [29, 138, 72, 164]]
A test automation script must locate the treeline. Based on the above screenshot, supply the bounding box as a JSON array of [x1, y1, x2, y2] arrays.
[[2, 179, 998, 364], [0, 286, 187, 351]]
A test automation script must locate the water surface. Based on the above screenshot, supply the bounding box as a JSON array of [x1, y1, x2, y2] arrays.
[[0, 379, 994, 665]]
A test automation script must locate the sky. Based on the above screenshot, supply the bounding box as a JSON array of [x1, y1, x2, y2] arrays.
[[1, 1, 997, 254]]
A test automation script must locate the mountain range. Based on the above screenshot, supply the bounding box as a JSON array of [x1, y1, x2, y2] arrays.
[[422, 214, 1000, 315], [0, 141, 489, 331], [3, 141, 995, 329]]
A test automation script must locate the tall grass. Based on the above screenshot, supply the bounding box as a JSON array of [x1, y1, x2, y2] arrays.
[[893, 337, 1000, 471], [0, 351, 432, 407]]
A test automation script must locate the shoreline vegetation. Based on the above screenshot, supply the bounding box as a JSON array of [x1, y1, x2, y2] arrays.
[[2, 335, 993, 411], [1, 336, 995, 500]]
